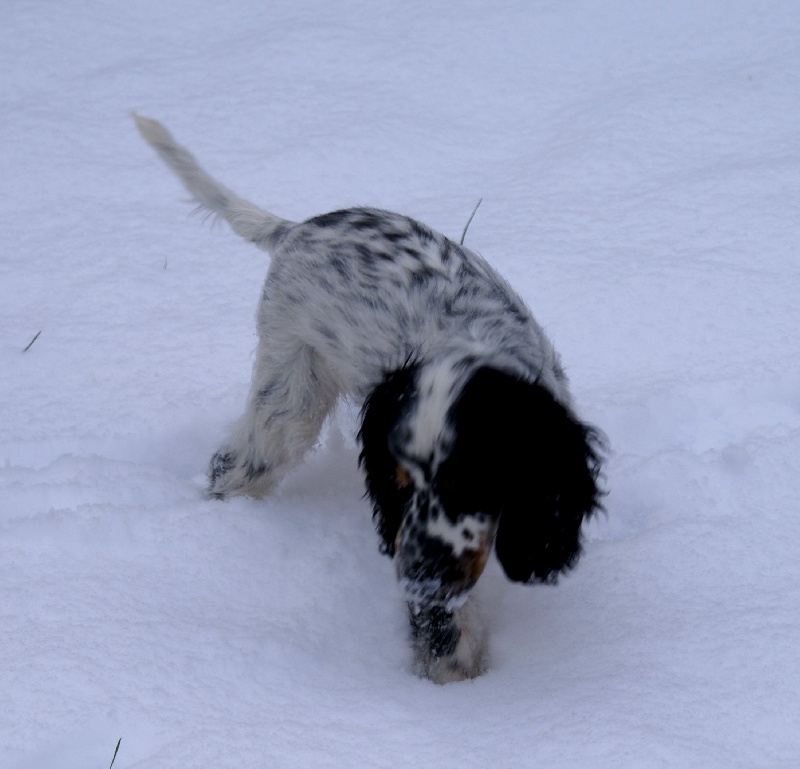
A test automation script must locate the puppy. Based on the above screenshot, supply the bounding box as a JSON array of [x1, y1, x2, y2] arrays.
[[134, 115, 604, 683]]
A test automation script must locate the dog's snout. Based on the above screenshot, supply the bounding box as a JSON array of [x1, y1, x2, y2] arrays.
[[396, 519, 492, 607], [400, 536, 456, 583]]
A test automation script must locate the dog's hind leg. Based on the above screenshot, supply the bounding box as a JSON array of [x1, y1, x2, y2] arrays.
[[208, 335, 338, 499]]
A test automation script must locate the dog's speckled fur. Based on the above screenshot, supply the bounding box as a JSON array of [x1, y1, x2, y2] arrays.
[[135, 115, 604, 683]]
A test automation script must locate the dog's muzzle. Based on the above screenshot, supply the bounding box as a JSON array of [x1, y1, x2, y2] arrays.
[[395, 500, 495, 609]]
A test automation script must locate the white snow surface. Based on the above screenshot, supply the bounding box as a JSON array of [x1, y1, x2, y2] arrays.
[[2, 1, 799, 767]]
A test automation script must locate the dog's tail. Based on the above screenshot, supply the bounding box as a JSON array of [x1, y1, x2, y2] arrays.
[[133, 114, 292, 252]]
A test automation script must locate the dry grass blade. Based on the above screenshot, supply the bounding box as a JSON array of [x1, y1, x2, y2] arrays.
[[22, 330, 42, 352], [459, 198, 483, 245]]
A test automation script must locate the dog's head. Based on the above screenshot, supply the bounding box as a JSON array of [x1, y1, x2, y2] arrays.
[[359, 359, 604, 608]]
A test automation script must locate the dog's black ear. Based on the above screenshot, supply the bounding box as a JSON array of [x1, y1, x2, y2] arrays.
[[358, 364, 418, 556], [457, 368, 605, 584]]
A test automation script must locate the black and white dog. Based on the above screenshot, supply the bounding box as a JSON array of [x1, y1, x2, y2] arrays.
[[135, 115, 604, 683]]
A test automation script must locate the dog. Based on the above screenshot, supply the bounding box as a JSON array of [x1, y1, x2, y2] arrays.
[[134, 115, 605, 683]]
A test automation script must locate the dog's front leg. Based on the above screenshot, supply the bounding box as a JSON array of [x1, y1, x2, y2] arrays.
[[208, 334, 337, 499], [408, 599, 487, 684]]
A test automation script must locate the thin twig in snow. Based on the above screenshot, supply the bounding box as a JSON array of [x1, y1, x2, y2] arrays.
[[459, 198, 483, 245], [109, 738, 121, 769], [22, 330, 41, 352]]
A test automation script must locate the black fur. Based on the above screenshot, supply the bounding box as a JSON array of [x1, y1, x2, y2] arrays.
[[358, 363, 419, 555], [360, 365, 605, 583], [459, 368, 605, 583]]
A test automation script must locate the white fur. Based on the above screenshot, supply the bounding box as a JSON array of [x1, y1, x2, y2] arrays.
[[134, 114, 571, 500], [406, 357, 462, 461]]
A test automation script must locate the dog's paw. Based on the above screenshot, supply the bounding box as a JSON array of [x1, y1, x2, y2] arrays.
[[416, 627, 487, 684], [207, 448, 276, 499], [409, 603, 487, 684], [207, 450, 236, 498]]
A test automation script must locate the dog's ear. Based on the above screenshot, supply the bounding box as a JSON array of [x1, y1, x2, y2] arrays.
[[358, 364, 418, 556], [456, 368, 605, 584]]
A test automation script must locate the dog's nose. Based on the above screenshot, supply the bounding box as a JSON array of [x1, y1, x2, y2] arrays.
[[400, 536, 458, 583], [394, 490, 496, 607]]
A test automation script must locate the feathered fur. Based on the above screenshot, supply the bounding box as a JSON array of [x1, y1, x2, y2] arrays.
[[135, 114, 605, 683]]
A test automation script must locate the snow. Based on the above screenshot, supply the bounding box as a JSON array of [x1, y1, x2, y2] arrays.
[[2, 0, 799, 766]]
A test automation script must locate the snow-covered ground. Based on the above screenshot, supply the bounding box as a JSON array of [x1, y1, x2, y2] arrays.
[[2, 1, 799, 766]]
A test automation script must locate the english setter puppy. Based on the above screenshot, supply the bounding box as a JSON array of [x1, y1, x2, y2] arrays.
[[134, 115, 604, 684]]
